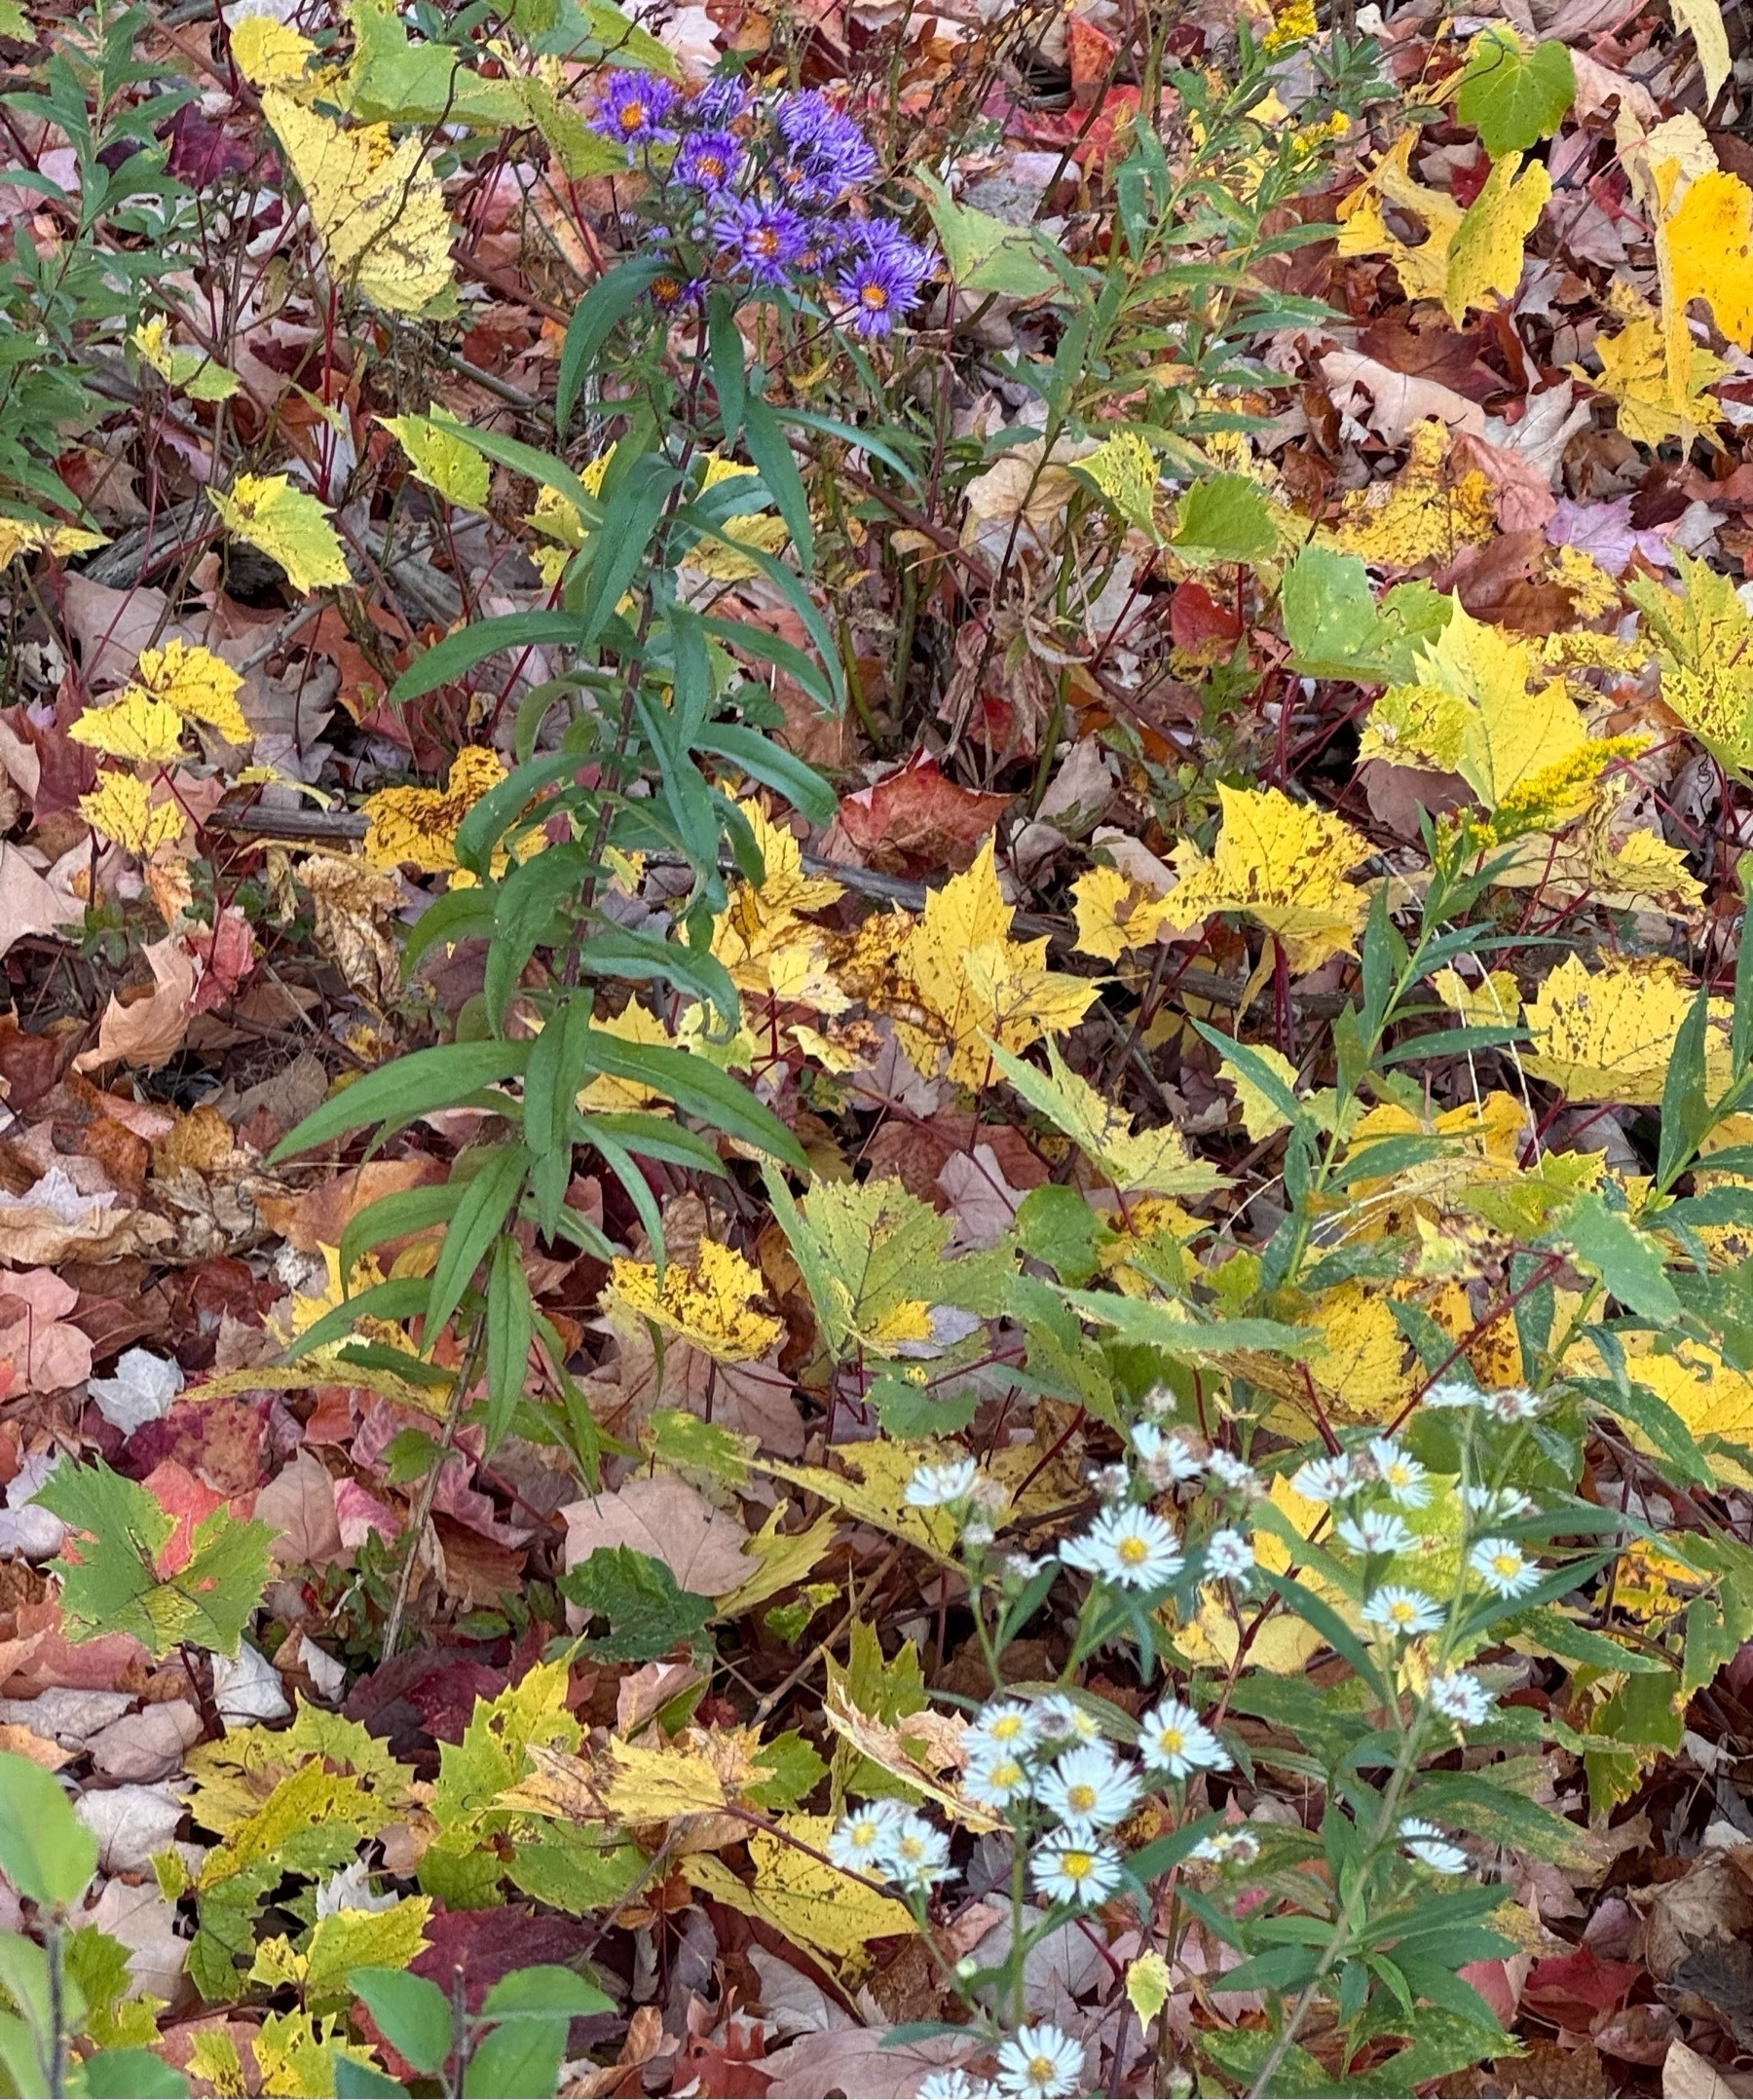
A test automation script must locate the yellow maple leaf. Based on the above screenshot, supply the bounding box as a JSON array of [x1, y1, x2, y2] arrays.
[[1320, 420, 1495, 568], [897, 839, 1100, 1088], [1173, 1473, 1338, 1674], [1585, 298, 1726, 446], [230, 14, 318, 87], [1306, 1277, 1411, 1421], [1443, 150, 1549, 325], [133, 639, 252, 745], [599, 1738, 730, 1822], [686, 456, 790, 581], [1667, 168, 1753, 358], [382, 411, 490, 511], [608, 1237, 782, 1364], [577, 1000, 673, 1112], [1431, 966, 1521, 1029], [1627, 552, 1753, 775], [79, 772, 187, 858], [68, 690, 186, 764], [686, 1814, 915, 1973], [1335, 132, 1461, 306], [1073, 429, 1164, 538], [210, 473, 351, 593], [1071, 864, 1176, 961], [1523, 952, 1730, 1105], [0, 520, 106, 568], [263, 89, 453, 315], [1160, 783, 1370, 972], [360, 746, 506, 873]]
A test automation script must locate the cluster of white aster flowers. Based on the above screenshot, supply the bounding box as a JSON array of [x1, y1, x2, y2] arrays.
[[825, 1798, 952, 1890], [904, 1456, 1011, 1550], [915, 2023, 1085, 2100]]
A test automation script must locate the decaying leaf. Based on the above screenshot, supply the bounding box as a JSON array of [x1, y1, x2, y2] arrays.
[[1160, 783, 1371, 970]]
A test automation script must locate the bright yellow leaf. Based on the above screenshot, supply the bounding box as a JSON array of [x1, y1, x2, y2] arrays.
[[210, 473, 351, 593], [0, 520, 106, 568], [897, 838, 1100, 1088], [1160, 783, 1370, 971], [1523, 952, 1730, 1105], [1585, 297, 1726, 446], [79, 772, 187, 858], [1627, 552, 1753, 775], [132, 315, 240, 402], [685, 456, 790, 581], [608, 1237, 782, 1364], [1335, 132, 1460, 306], [382, 411, 491, 511], [133, 639, 252, 745], [576, 1000, 673, 1112], [1667, 168, 1753, 356], [68, 690, 186, 765], [360, 746, 506, 873], [599, 1738, 731, 1822], [1431, 967, 1521, 1029], [230, 15, 318, 87], [1071, 864, 1176, 961], [1443, 150, 1549, 324], [262, 89, 454, 315], [1320, 419, 1495, 568], [686, 1814, 916, 1974]]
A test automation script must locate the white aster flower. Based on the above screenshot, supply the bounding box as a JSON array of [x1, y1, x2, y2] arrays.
[[918, 2074, 996, 2100], [962, 1518, 996, 1549], [1290, 1453, 1358, 1503], [967, 1701, 1039, 1759], [1092, 1463, 1132, 1504], [1460, 1484, 1534, 1519], [1191, 1825, 1260, 1866], [995, 2024, 1083, 2100], [876, 1809, 952, 1889], [828, 1801, 900, 1873], [1424, 1380, 1485, 1410], [1138, 1697, 1231, 1779], [1366, 1437, 1430, 1508], [1132, 1421, 1207, 1486], [1061, 1506, 1183, 1590], [1036, 1744, 1140, 1830], [1205, 1449, 1258, 1493], [1470, 1537, 1538, 1597], [1399, 1817, 1469, 1873], [905, 1457, 979, 1507], [1335, 1509, 1417, 1556], [964, 1753, 1033, 1809], [1031, 1832, 1123, 1909], [1203, 1527, 1255, 1580], [1361, 1586, 1444, 1637], [1033, 1694, 1102, 1744], [1488, 1385, 1542, 1422], [1429, 1670, 1493, 1725], [1003, 1552, 1047, 1583]]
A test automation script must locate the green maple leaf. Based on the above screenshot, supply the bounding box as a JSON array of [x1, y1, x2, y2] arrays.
[[36, 1462, 273, 1660], [561, 1546, 715, 1663]]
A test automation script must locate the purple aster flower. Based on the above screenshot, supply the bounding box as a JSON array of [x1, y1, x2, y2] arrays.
[[771, 89, 876, 200], [649, 266, 706, 314], [690, 74, 751, 127], [715, 196, 808, 287], [836, 220, 933, 334], [675, 128, 742, 193], [593, 70, 681, 155]]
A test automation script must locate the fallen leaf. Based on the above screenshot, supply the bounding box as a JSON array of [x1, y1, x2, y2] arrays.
[[561, 1472, 753, 1597]]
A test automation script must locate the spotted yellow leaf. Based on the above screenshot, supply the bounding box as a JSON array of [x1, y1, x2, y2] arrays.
[[1160, 783, 1370, 971], [608, 1237, 781, 1364], [1335, 132, 1460, 306], [1072, 429, 1163, 538], [1431, 966, 1522, 1029], [686, 456, 790, 581], [262, 88, 453, 315], [360, 746, 505, 875], [897, 838, 1100, 1089], [1319, 420, 1495, 569], [1523, 953, 1731, 1105], [1442, 149, 1549, 324], [79, 772, 187, 858], [229, 14, 318, 87], [133, 316, 240, 403], [0, 519, 106, 568], [210, 473, 351, 593], [382, 410, 490, 511], [1071, 863, 1176, 961], [686, 1813, 916, 1974], [1627, 552, 1753, 776], [1584, 295, 1726, 447]]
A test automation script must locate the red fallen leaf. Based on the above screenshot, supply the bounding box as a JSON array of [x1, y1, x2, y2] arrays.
[[1170, 581, 1244, 653], [835, 751, 1011, 875], [1523, 1946, 1642, 2029], [674, 2011, 772, 2100], [182, 906, 257, 1017], [139, 1459, 236, 1578], [1450, 151, 1492, 209], [1068, 14, 1118, 91]]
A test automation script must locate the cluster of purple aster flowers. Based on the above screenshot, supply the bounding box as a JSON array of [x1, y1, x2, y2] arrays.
[[589, 71, 934, 338]]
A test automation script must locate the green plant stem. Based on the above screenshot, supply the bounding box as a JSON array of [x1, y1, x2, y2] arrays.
[[382, 1313, 486, 1661]]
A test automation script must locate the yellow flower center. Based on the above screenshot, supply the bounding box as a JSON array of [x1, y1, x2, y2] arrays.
[[754, 228, 779, 256], [1066, 1783, 1097, 1813], [1389, 1600, 1415, 1624], [618, 102, 645, 131], [1158, 1727, 1184, 1755], [1492, 1553, 1521, 1579], [862, 282, 889, 308], [1118, 1534, 1150, 1565], [1028, 2059, 1056, 2084], [1062, 1851, 1094, 1878]]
